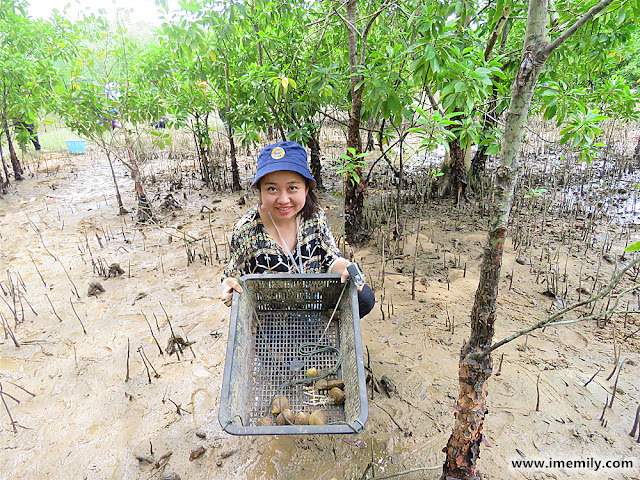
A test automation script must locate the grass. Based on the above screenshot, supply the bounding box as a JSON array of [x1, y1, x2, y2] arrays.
[[37, 117, 82, 153], [1, 114, 219, 159], [0, 116, 81, 154]]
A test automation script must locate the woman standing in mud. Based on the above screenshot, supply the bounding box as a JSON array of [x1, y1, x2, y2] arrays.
[[221, 140, 375, 318]]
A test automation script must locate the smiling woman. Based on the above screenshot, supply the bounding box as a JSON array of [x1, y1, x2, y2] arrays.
[[220, 141, 376, 318]]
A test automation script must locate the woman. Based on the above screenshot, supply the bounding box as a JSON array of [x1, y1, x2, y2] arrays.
[[221, 140, 375, 318]]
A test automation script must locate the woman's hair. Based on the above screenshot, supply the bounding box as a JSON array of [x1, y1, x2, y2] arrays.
[[299, 181, 318, 222], [257, 178, 318, 222]]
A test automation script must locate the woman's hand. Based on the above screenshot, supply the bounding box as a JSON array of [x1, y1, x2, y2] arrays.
[[332, 259, 365, 292], [221, 277, 243, 306], [340, 266, 364, 291]]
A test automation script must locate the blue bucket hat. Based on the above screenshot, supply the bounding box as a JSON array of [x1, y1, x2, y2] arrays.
[[251, 141, 317, 189]]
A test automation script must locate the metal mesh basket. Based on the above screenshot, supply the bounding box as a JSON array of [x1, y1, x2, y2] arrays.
[[219, 273, 368, 435]]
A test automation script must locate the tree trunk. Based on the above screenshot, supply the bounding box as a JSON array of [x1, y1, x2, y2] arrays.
[[3, 119, 22, 180], [344, 0, 366, 243], [269, 103, 287, 142], [0, 145, 5, 191], [395, 136, 404, 215], [193, 113, 211, 186], [365, 124, 374, 152], [228, 121, 241, 192], [634, 135, 640, 165], [106, 151, 127, 215], [308, 132, 322, 188], [470, 143, 489, 186], [218, 35, 241, 193], [442, 0, 615, 477], [447, 135, 467, 204], [0, 131, 9, 190], [123, 140, 153, 223]]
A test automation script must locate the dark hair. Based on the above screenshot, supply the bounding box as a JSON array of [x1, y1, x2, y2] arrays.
[[256, 177, 318, 222], [299, 181, 318, 222]]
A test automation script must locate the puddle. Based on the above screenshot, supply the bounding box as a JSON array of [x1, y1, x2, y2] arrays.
[[0, 357, 22, 372]]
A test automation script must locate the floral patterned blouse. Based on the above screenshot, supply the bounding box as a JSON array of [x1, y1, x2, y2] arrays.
[[223, 206, 342, 280]]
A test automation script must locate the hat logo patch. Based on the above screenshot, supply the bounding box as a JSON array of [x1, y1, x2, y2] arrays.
[[271, 147, 285, 159]]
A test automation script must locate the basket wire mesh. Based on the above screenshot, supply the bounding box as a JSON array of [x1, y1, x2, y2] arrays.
[[219, 274, 368, 435]]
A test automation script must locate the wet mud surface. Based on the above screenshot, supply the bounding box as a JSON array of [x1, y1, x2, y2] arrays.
[[0, 141, 639, 479]]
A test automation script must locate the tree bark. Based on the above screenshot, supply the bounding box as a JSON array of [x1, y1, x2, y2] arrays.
[[365, 119, 375, 152], [106, 151, 127, 215], [0, 144, 5, 190], [442, 0, 615, 477], [0, 131, 9, 190], [228, 120, 241, 192], [344, 0, 366, 243], [269, 103, 287, 142], [447, 135, 467, 204], [308, 132, 322, 188], [193, 113, 211, 186], [218, 35, 241, 192], [124, 141, 153, 223], [3, 119, 22, 180]]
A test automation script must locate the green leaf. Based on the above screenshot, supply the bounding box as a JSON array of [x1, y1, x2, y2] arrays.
[[617, 7, 626, 26], [431, 55, 440, 74], [571, 134, 582, 148], [486, 144, 500, 155], [491, 0, 504, 25], [442, 93, 456, 111], [354, 80, 366, 91], [623, 240, 640, 252], [424, 44, 436, 62], [454, 81, 467, 93], [441, 83, 455, 97], [410, 57, 425, 74], [543, 104, 557, 120]]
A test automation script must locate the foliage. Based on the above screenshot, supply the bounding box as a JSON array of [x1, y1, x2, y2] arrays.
[[624, 241, 640, 252], [523, 186, 547, 198], [408, 108, 457, 151], [539, 77, 639, 125], [616, 31, 640, 85], [0, 2, 77, 144], [51, 11, 156, 143], [404, 0, 515, 163], [0, 0, 637, 199], [331, 147, 368, 186], [558, 106, 608, 163]]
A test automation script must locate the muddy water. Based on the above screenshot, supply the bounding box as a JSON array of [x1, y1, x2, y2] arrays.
[[0, 152, 392, 480], [1, 150, 639, 480], [0, 153, 224, 478]]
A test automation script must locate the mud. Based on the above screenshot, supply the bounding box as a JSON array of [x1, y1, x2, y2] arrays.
[[0, 131, 639, 480]]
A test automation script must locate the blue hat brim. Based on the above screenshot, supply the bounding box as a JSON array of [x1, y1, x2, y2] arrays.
[[251, 163, 317, 189]]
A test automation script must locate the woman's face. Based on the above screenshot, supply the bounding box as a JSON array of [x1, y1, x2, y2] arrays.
[[258, 170, 309, 223]]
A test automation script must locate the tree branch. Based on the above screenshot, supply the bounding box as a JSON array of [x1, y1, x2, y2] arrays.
[[333, 7, 361, 39], [360, 2, 391, 65], [481, 256, 640, 357], [484, 4, 512, 61], [547, 285, 640, 326], [543, 0, 616, 57]]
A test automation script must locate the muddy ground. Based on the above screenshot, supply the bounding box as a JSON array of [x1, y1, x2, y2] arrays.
[[0, 128, 639, 480]]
